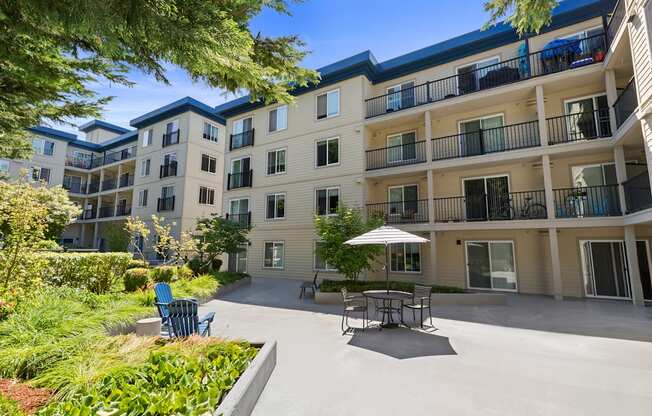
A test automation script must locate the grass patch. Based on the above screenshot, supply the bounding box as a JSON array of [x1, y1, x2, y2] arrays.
[[0, 393, 25, 416], [319, 279, 465, 294], [211, 271, 249, 286]]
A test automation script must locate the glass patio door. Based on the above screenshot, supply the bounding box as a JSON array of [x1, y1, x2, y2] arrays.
[[231, 157, 250, 188], [229, 198, 249, 227], [463, 175, 509, 221], [386, 82, 415, 112], [388, 185, 418, 217], [459, 115, 504, 156], [581, 241, 631, 298], [387, 132, 416, 164], [466, 241, 517, 291], [565, 95, 609, 140], [228, 245, 247, 273], [571, 163, 619, 216]]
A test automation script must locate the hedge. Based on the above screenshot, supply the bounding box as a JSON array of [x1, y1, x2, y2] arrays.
[[123, 268, 150, 292], [319, 279, 465, 294], [39, 252, 132, 294]]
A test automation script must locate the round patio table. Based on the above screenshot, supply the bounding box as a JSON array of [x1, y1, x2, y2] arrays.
[[363, 290, 412, 329]]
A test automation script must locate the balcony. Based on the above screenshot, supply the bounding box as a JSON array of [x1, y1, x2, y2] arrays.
[[162, 130, 180, 147], [101, 178, 117, 191], [226, 212, 252, 228], [547, 109, 612, 144], [65, 157, 92, 169], [366, 141, 427, 171], [365, 34, 607, 118], [104, 146, 137, 165], [614, 77, 637, 128], [160, 161, 178, 178], [432, 190, 547, 222], [366, 200, 429, 224], [606, 0, 626, 46], [63, 177, 87, 194], [116, 205, 132, 217], [81, 209, 96, 220], [230, 129, 255, 151], [624, 171, 652, 214], [432, 120, 540, 161], [553, 185, 621, 218], [98, 206, 114, 218], [157, 196, 175, 212], [119, 173, 134, 188], [87, 181, 100, 194], [227, 170, 253, 190]]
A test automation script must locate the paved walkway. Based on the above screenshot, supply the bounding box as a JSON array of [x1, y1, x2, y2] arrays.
[[201, 277, 652, 416]]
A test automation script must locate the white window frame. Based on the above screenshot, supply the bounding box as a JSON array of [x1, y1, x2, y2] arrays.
[[263, 241, 285, 269], [386, 130, 418, 164], [201, 153, 217, 174], [559, 25, 603, 41], [386, 80, 416, 111], [457, 113, 505, 154], [464, 240, 518, 292], [229, 197, 251, 215], [266, 192, 286, 220], [140, 159, 151, 177], [315, 137, 340, 168], [138, 189, 148, 207], [315, 186, 340, 216], [161, 184, 175, 199], [32, 138, 55, 156], [266, 148, 287, 176], [143, 129, 153, 147], [314, 241, 337, 272], [454, 55, 501, 93], [390, 243, 422, 274], [30, 166, 50, 183], [316, 88, 340, 120], [268, 104, 288, 133], [387, 184, 419, 216], [233, 116, 253, 135], [203, 122, 219, 142], [198, 186, 216, 205], [230, 155, 251, 174]]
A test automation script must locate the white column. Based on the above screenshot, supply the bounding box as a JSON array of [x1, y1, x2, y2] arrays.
[[427, 170, 435, 225], [536, 85, 549, 146], [92, 222, 99, 249], [117, 164, 122, 188], [424, 111, 433, 162], [429, 230, 437, 284], [548, 228, 563, 300], [614, 145, 628, 214], [605, 69, 619, 132], [113, 192, 119, 216], [541, 155, 555, 219], [624, 225, 645, 306], [642, 117, 652, 195]]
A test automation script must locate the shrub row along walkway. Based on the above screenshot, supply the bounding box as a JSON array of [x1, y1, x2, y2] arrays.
[[201, 277, 652, 416]]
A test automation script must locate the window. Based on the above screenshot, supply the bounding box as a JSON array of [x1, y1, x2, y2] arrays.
[[32, 138, 55, 156], [163, 152, 177, 165], [143, 129, 153, 147], [233, 117, 253, 134], [390, 243, 421, 273], [386, 81, 415, 112], [388, 185, 419, 216], [314, 241, 336, 271], [31, 166, 50, 183], [203, 122, 219, 142], [161, 185, 175, 198], [198, 186, 215, 205], [316, 89, 340, 119], [268, 105, 288, 132], [267, 149, 286, 175], [457, 56, 500, 94], [458, 114, 505, 155], [466, 241, 516, 291], [138, 189, 148, 207], [264, 241, 284, 269], [0, 159, 9, 176], [316, 187, 339, 216], [386, 131, 417, 163], [564, 94, 610, 139], [140, 159, 151, 177], [201, 154, 217, 173], [266, 193, 285, 219], [316, 137, 339, 167]]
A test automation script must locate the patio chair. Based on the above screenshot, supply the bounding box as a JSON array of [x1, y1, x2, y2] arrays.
[[402, 284, 434, 328], [154, 282, 174, 330], [341, 287, 368, 334], [299, 271, 320, 299], [167, 298, 216, 338]]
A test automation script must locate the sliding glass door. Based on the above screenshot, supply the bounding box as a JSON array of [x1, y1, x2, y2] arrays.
[[463, 175, 509, 221], [459, 115, 504, 156], [466, 241, 517, 291]]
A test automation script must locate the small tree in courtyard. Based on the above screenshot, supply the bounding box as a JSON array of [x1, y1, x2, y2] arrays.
[[195, 216, 251, 272], [314, 206, 384, 281], [124, 216, 150, 261]]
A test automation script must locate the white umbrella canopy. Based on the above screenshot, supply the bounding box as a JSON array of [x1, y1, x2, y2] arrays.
[[344, 226, 429, 292]]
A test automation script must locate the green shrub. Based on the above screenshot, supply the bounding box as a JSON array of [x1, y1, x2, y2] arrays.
[[211, 258, 223, 272], [126, 259, 149, 269], [39, 252, 131, 294], [211, 271, 249, 286], [176, 265, 193, 281], [150, 266, 175, 283], [0, 394, 25, 416], [186, 257, 206, 275], [123, 268, 150, 292], [319, 279, 465, 294]]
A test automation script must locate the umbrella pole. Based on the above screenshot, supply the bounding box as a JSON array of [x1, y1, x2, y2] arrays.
[[385, 243, 389, 293]]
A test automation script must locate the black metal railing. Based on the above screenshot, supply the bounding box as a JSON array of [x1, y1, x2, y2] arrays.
[[606, 0, 626, 46], [98, 206, 115, 218], [365, 141, 427, 170], [431, 120, 540, 161], [63, 178, 87, 194], [119, 173, 134, 187], [366, 200, 429, 224], [547, 109, 612, 144], [227, 170, 253, 190], [230, 129, 255, 151], [87, 181, 100, 194], [365, 34, 607, 118], [104, 146, 136, 165], [624, 171, 652, 213], [432, 190, 547, 222], [159, 161, 178, 178], [162, 130, 180, 147], [65, 157, 92, 169], [553, 185, 621, 218], [225, 212, 252, 228], [90, 157, 104, 169], [157, 196, 175, 212], [116, 205, 132, 216], [614, 77, 637, 128], [101, 178, 116, 191]]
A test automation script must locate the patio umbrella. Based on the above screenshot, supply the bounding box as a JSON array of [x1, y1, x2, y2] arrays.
[[344, 226, 429, 292]]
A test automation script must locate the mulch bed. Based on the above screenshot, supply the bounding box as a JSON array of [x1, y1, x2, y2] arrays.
[[0, 379, 52, 414]]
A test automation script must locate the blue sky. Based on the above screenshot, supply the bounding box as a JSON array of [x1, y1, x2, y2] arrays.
[[58, 0, 490, 137]]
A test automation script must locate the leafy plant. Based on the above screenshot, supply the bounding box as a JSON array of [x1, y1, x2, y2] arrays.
[[314, 206, 384, 281], [103, 222, 130, 252], [123, 268, 150, 292], [194, 216, 250, 273], [39, 252, 132, 294], [126, 259, 149, 270], [484, 0, 558, 35], [0, 394, 25, 416], [150, 266, 176, 283], [124, 216, 150, 261]]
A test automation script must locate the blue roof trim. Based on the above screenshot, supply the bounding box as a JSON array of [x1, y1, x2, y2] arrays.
[[215, 0, 615, 118], [29, 126, 136, 152], [97, 130, 138, 151], [130, 96, 226, 128], [28, 126, 77, 142], [78, 119, 131, 134]]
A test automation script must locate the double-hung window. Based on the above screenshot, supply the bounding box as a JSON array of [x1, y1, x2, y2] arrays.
[[140, 159, 151, 177], [138, 189, 148, 207], [203, 122, 219, 142], [269, 105, 288, 133], [316, 89, 340, 119], [201, 154, 217, 173], [31, 166, 50, 183], [264, 241, 284, 269], [316, 187, 339, 216], [32, 138, 55, 156], [199, 186, 215, 205], [143, 129, 153, 147], [316, 137, 339, 167], [267, 149, 286, 175], [390, 243, 421, 272], [266, 193, 285, 219]]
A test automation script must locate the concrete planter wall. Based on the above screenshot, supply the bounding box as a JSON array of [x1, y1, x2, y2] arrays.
[[315, 291, 506, 305], [215, 340, 277, 416]]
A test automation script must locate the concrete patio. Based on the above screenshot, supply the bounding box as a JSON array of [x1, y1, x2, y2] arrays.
[[201, 277, 652, 415]]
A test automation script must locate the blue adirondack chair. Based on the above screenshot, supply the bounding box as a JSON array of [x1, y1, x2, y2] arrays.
[[167, 298, 215, 337], [154, 282, 174, 330]]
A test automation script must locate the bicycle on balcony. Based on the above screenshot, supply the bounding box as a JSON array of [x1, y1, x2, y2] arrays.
[[491, 196, 547, 220]]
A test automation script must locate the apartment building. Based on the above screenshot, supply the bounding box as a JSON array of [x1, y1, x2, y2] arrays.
[[216, 0, 652, 305], [2, 97, 226, 257]]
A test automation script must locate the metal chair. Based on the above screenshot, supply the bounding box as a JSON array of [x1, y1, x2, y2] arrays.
[[402, 284, 434, 328], [341, 287, 367, 334], [167, 298, 215, 338], [299, 271, 320, 298]]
